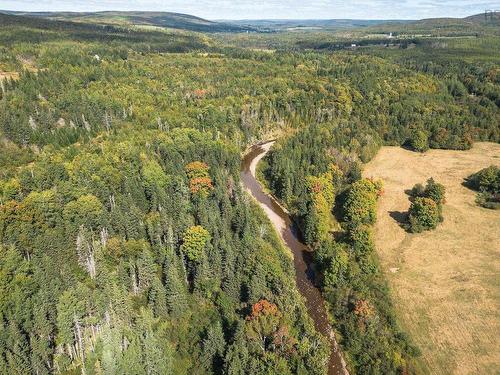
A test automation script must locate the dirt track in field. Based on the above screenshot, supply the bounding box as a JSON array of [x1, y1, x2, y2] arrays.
[[363, 143, 500, 375]]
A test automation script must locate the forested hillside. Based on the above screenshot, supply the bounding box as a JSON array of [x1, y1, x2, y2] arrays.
[[0, 11, 498, 375], [257, 22, 499, 374], [3, 11, 252, 33], [0, 14, 330, 375]]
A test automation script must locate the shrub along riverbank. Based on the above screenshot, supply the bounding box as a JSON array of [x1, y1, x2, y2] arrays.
[[262, 131, 421, 374]]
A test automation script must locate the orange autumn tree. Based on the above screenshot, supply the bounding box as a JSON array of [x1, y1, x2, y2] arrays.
[[354, 299, 376, 322], [245, 300, 295, 354], [248, 299, 279, 319], [185, 161, 213, 197]]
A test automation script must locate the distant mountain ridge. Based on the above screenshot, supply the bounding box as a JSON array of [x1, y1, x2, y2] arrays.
[[414, 12, 499, 25], [0, 10, 255, 33], [225, 19, 410, 31], [1, 10, 497, 33]]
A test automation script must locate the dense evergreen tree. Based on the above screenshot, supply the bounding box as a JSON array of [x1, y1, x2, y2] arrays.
[[466, 165, 500, 209], [408, 178, 446, 232], [408, 197, 441, 233]]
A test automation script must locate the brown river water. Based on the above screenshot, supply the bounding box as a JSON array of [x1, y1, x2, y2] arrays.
[[241, 141, 348, 375]]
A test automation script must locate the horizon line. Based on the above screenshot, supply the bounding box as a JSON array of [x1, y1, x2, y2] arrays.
[[0, 9, 484, 22]]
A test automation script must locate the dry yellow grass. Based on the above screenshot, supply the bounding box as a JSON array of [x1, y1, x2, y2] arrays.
[[0, 71, 19, 81], [363, 143, 500, 375]]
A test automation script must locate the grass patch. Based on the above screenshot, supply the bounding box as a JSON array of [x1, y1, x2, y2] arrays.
[[364, 143, 500, 374]]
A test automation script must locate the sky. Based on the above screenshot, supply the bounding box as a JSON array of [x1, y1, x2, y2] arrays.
[[1, 0, 499, 20]]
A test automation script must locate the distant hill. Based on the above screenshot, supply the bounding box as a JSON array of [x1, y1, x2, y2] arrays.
[[464, 11, 500, 23], [0, 10, 255, 33], [0, 12, 212, 52], [415, 12, 500, 27], [359, 13, 500, 37], [226, 19, 410, 32], [220, 13, 499, 33], [2, 10, 498, 34]]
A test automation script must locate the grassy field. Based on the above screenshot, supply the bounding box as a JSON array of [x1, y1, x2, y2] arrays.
[[363, 143, 500, 374]]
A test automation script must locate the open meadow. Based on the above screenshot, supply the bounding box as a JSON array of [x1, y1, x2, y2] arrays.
[[364, 143, 500, 374]]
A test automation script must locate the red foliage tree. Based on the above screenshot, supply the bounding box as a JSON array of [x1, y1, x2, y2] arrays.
[[185, 161, 213, 197]]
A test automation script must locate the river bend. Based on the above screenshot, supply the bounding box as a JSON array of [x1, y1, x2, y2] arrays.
[[241, 141, 348, 375]]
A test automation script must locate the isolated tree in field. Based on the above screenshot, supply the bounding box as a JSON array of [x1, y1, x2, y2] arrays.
[[466, 165, 500, 209], [411, 178, 445, 202], [467, 165, 499, 193], [408, 197, 440, 233], [408, 128, 429, 152], [409, 178, 446, 228], [422, 178, 446, 205]]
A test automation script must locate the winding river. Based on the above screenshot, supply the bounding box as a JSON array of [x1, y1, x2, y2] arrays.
[[241, 141, 348, 375]]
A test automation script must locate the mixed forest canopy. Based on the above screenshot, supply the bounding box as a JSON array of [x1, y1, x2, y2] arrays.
[[0, 10, 498, 375]]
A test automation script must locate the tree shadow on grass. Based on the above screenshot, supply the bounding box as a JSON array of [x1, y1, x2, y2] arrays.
[[404, 189, 414, 197], [389, 210, 410, 232], [461, 177, 477, 192]]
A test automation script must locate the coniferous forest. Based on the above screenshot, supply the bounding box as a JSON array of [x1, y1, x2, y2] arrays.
[[0, 10, 498, 375]]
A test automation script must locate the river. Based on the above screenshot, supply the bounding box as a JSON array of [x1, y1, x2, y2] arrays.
[[241, 141, 348, 375]]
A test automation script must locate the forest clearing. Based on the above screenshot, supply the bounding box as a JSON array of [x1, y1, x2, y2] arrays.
[[364, 143, 500, 374]]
